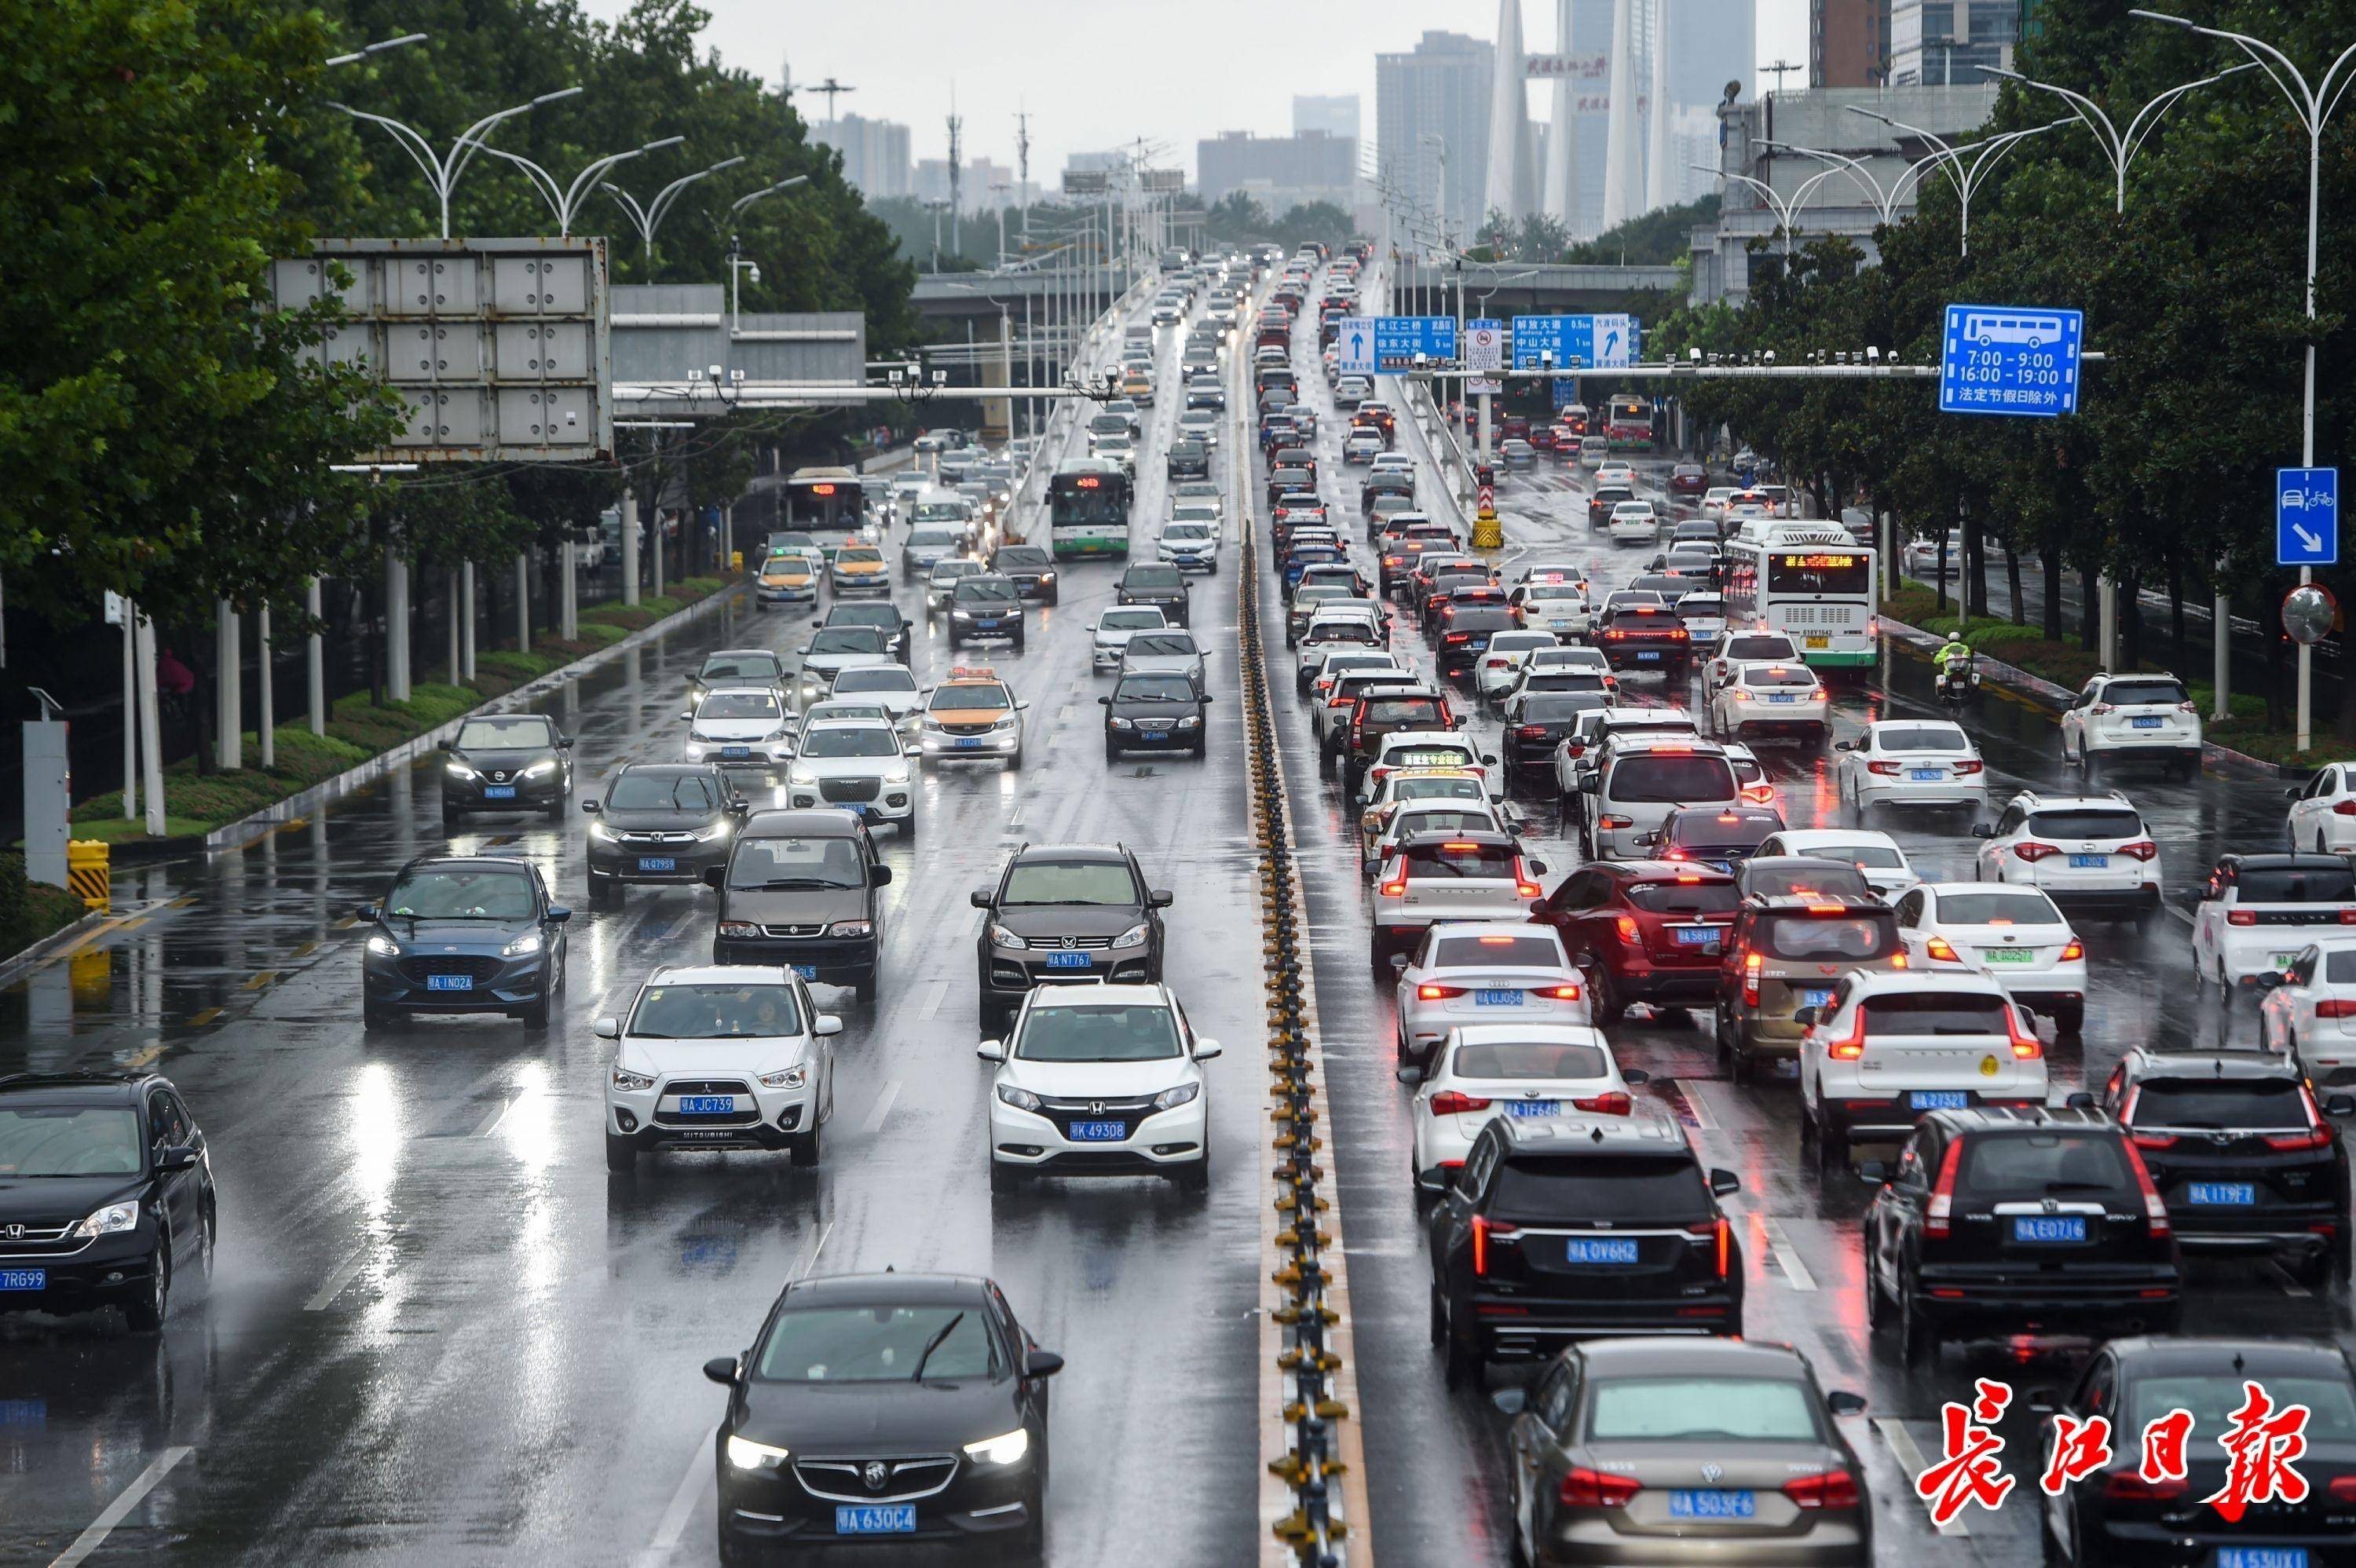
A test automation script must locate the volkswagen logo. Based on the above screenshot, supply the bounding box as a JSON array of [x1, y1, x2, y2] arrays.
[[862, 1460, 890, 1491], [1059, 936, 1078, 950], [1700, 1463, 1724, 1483], [2041, 1197, 2060, 1214]]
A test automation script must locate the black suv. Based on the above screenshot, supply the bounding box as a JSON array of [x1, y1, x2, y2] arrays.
[[947, 574, 1026, 650], [1427, 1113, 1744, 1385], [1100, 670, 1210, 760], [822, 601, 912, 666], [1165, 439, 1210, 479], [1116, 563, 1191, 627], [0, 1072, 214, 1332], [439, 711, 574, 824], [2100, 1046, 2354, 1287], [708, 810, 891, 1003], [971, 843, 1173, 1029], [989, 543, 1059, 605], [1862, 1107, 2181, 1364], [360, 854, 572, 1029], [581, 762, 746, 905]]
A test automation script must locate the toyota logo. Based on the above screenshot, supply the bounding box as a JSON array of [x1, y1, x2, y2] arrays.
[[862, 1460, 889, 1491]]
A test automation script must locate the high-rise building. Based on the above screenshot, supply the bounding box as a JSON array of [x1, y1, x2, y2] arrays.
[[1198, 130, 1359, 215], [1293, 94, 1362, 141], [1375, 30, 1494, 242], [814, 114, 912, 200], [1560, 0, 1751, 237], [1889, 0, 2018, 86], [1813, 0, 1893, 86]]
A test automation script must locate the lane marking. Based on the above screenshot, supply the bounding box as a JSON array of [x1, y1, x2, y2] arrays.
[[242, 971, 277, 991], [633, 1434, 714, 1568], [186, 1007, 221, 1028], [304, 1248, 368, 1312], [1678, 1078, 1721, 1131], [291, 940, 316, 959], [46, 1444, 195, 1568], [473, 1095, 518, 1139], [2167, 904, 2193, 928], [858, 1080, 902, 1137], [120, 1039, 165, 1072], [918, 978, 949, 1021], [1876, 1417, 1968, 1537], [791, 1220, 836, 1281], [1759, 1215, 1819, 1292]]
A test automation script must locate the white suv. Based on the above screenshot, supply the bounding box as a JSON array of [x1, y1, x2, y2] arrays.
[[1795, 970, 2047, 1171], [978, 982, 1219, 1192], [600, 965, 842, 1171], [2059, 671, 2203, 779], [1972, 790, 2162, 928], [2190, 853, 2356, 1000], [2285, 763, 2356, 855], [787, 719, 919, 837]]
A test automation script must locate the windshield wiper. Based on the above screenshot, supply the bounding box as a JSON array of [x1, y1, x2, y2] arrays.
[[909, 1312, 965, 1381], [2042, 1179, 2115, 1193], [744, 878, 858, 890]]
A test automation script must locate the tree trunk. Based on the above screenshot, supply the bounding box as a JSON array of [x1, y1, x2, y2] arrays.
[[1965, 511, 1990, 620], [2167, 556, 2186, 674], [2042, 543, 2064, 641], [192, 627, 218, 777], [2080, 567, 2098, 651], [1935, 532, 1949, 614], [2004, 541, 2025, 626]]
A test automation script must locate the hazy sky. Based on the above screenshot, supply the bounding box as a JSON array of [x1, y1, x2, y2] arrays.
[[580, 0, 1810, 181]]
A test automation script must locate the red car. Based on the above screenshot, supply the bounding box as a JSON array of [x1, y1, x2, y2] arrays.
[[1527, 426, 1558, 453], [1528, 861, 1739, 1024], [1669, 462, 1710, 496]]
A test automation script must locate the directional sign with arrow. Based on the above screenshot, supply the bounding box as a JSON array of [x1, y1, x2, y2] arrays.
[[1334, 316, 1376, 375], [2278, 466, 2340, 568]]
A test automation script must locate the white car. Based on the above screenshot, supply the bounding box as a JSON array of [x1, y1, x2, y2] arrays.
[[1901, 530, 1963, 575], [1699, 486, 1739, 521], [1365, 799, 1517, 879], [1511, 583, 1590, 640], [1753, 828, 1921, 900], [1173, 481, 1224, 518], [1707, 662, 1831, 741], [1158, 520, 1219, 572], [1169, 500, 1225, 544], [1402, 1024, 1641, 1192], [2061, 671, 2204, 780], [1304, 646, 1400, 704], [1607, 502, 1659, 546], [1835, 718, 1988, 815], [2193, 853, 2356, 998], [1091, 605, 1170, 671], [796, 627, 892, 707], [1476, 630, 1562, 702], [1674, 592, 1727, 653], [925, 558, 985, 613], [1890, 882, 2087, 1035], [1973, 789, 2161, 927], [1498, 437, 1535, 465], [1705, 630, 1803, 695], [1176, 408, 1220, 446], [1357, 729, 1492, 806], [1593, 462, 1637, 488], [2258, 935, 2356, 1084], [601, 965, 842, 1171], [2286, 762, 2356, 855], [1344, 433, 1384, 465], [824, 663, 924, 729], [683, 686, 795, 775], [1370, 832, 1548, 967], [787, 719, 919, 835], [1388, 921, 1590, 1066], [1721, 740, 1777, 807], [1796, 970, 2047, 1170], [977, 982, 1217, 1192]]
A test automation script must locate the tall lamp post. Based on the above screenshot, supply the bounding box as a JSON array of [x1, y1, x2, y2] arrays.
[[725, 175, 809, 334], [1841, 108, 2065, 257], [331, 86, 583, 239], [324, 32, 427, 68], [477, 135, 684, 236], [602, 154, 748, 261]]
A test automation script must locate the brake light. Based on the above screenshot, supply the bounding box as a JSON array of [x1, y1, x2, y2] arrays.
[[1924, 936, 1960, 963], [1615, 915, 1640, 943], [1742, 783, 1776, 804], [2014, 842, 2061, 862], [2123, 1140, 2170, 1238], [1515, 858, 1543, 899], [1783, 1469, 1860, 1510], [2008, 1009, 2043, 1061], [1417, 984, 1469, 1001], [1867, 760, 1903, 776], [1558, 1465, 1641, 1508], [2266, 1084, 2332, 1150], [1924, 1138, 1964, 1239], [1517, 725, 1549, 740], [2105, 1470, 2189, 1501], [1444, 632, 1471, 643], [2334, 800, 2356, 817], [1572, 1090, 1630, 1114], [2091, 702, 2116, 715], [1597, 814, 1633, 828], [1827, 1006, 1867, 1060], [1538, 984, 1584, 1000], [1379, 866, 1408, 897], [2228, 909, 2258, 927], [1743, 949, 1763, 1007], [2342, 908, 2356, 924], [1714, 1215, 1732, 1276], [2329, 1475, 2356, 1502], [2060, 939, 2084, 962], [1955, 759, 1984, 775], [1429, 1090, 1491, 1115], [1471, 1214, 1519, 1276], [2131, 1131, 2179, 1150], [2320, 1000, 2356, 1018], [2119, 839, 2160, 861]]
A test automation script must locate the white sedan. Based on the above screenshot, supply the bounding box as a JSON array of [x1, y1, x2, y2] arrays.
[[1707, 662, 1831, 741], [1607, 502, 1659, 546], [2259, 935, 2356, 1084], [1365, 800, 1518, 877], [2286, 762, 2356, 855], [1401, 1024, 1644, 1193], [1835, 718, 1988, 816], [1091, 605, 1169, 671], [1476, 630, 1563, 702], [1890, 882, 2087, 1036], [1356, 769, 1492, 861], [1753, 828, 1922, 900], [1388, 922, 1590, 1067]]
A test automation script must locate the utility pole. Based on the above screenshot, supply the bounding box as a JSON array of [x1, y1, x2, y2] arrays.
[[947, 97, 964, 259], [1015, 110, 1032, 240], [811, 77, 855, 122], [1759, 59, 1803, 93]]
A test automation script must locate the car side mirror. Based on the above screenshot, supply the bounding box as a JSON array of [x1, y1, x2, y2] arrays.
[[1970, 824, 1994, 839], [702, 1355, 740, 1387], [594, 1017, 620, 1040], [702, 867, 725, 890], [356, 905, 380, 923], [2328, 1094, 2356, 1118], [1827, 1391, 1868, 1417], [1622, 1068, 1650, 1087], [580, 799, 601, 813], [816, 1014, 844, 1037], [678, 712, 693, 723], [975, 1040, 1006, 1063], [1791, 1006, 1820, 1029], [1396, 1065, 1425, 1085], [1709, 1168, 1741, 1197], [2065, 1091, 2097, 1110], [556, 737, 574, 749], [1526, 859, 1548, 877], [870, 864, 893, 887], [2288, 788, 2303, 800], [1835, 740, 1853, 751], [1414, 1165, 1449, 1195], [156, 1145, 200, 1174], [2254, 970, 2286, 989], [1193, 1040, 1222, 1062], [1388, 953, 1409, 973], [1491, 1387, 1528, 1416], [1149, 889, 1175, 908], [1856, 1159, 1890, 1185], [1024, 1349, 1065, 1379], [971, 889, 995, 908], [437, 740, 453, 752], [1017, 700, 1032, 711], [545, 907, 572, 924], [729, 799, 750, 817]]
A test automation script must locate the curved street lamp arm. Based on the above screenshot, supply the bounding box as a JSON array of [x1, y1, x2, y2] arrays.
[[2120, 65, 2255, 166], [600, 181, 653, 244], [561, 139, 680, 232], [1758, 139, 1897, 221], [447, 86, 580, 195], [473, 145, 567, 226], [647, 155, 747, 233], [328, 104, 446, 196]]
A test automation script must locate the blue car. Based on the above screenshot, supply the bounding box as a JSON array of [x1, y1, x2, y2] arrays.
[[360, 855, 572, 1031]]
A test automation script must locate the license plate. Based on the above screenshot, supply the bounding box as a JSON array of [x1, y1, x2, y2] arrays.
[[1561, 1238, 1641, 1265], [1911, 768, 1943, 780], [956, 737, 983, 749], [1068, 1120, 1128, 1142], [1912, 1091, 1970, 1110], [1674, 927, 1721, 947], [676, 1096, 737, 1115], [483, 785, 517, 799], [1798, 988, 1834, 1010], [1668, 1490, 1757, 1520], [1637, 651, 1662, 661], [835, 1505, 916, 1535], [638, 857, 677, 872], [1473, 989, 1524, 1007], [0, 1270, 45, 1291], [1982, 948, 2037, 964], [1504, 1100, 1561, 1117], [1143, 731, 1169, 741], [2131, 716, 2164, 729], [2219, 1548, 2307, 1568], [977, 619, 1001, 629], [1044, 952, 1094, 970], [2013, 1215, 2087, 1243], [1805, 634, 1830, 649], [2069, 853, 2109, 868], [792, 965, 818, 980], [2188, 1182, 2257, 1206], [1769, 694, 1796, 704], [426, 974, 474, 992], [720, 747, 752, 761], [2274, 952, 2303, 970]]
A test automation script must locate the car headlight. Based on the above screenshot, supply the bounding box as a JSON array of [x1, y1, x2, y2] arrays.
[[921, 717, 946, 732], [758, 1065, 808, 1090], [1177, 716, 1200, 729], [884, 769, 911, 786], [790, 769, 817, 787], [71, 1201, 140, 1240], [611, 1065, 656, 1092], [1111, 923, 1151, 950], [963, 1427, 1031, 1467], [726, 1435, 790, 1471], [1038, 571, 1055, 583], [826, 919, 873, 938], [991, 715, 1019, 731], [952, 609, 975, 620], [990, 923, 1027, 949], [522, 761, 557, 779], [1152, 1083, 1201, 1112], [588, 821, 617, 842], [365, 933, 401, 956], [684, 744, 707, 761], [502, 933, 543, 958], [995, 1084, 1043, 1113], [445, 761, 477, 779], [693, 821, 732, 842], [1108, 717, 1133, 729]]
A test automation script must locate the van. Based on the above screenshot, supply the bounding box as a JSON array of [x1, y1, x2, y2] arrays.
[[707, 810, 892, 1003], [908, 488, 978, 550], [1585, 735, 1738, 861]]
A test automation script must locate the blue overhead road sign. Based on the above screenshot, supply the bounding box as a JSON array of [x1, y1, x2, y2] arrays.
[[1511, 314, 1637, 370], [1333, 316, 1456, 375], [2278, 467, 2340, 567], [1938, 303, 2083, 418]]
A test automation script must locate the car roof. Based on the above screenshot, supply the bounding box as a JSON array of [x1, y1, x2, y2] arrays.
[[642, 963, 809, 990], [1926, 1105, 2113, 1136], [1023, 981, 1168, 1010], [2005, 789, 2140, 812], [1772, 828, 1902, 848], [394, 853, 537, 876], [1447, 1022, 1609, 1050], [1746, 894, 1887, 913], [741, 809, 869, 839], [1842, 969, 2014, 999], [1497, 1109, 1691, 1154], [2107, 1336, 2356, 1378], [2124, 1047, 2305, 1081], [1010, 842, 1129, 864], [785, 1271, 991, 1308], [2216, 853, 2347, 872], [1577, 1336, 1811, 1378], [1425, 919, 1560, 942], [0, 1071, 151, 1103]]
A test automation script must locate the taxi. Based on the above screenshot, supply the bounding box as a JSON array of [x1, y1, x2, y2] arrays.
[[916, 667, 1029, 769], [1356, 768, 1493, 863], [755, 549, 820, 609], [828, 543, 891, 598]]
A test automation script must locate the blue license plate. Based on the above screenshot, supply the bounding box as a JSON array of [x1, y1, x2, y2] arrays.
[[2131, 716, 2164, 729], [2219, 1550, 2307, 1568], [977, 619, 1002, 629], [1636, 651, 1662, 661], [483, 785, 517, 799], [956, 737, 983, 749], [638, 857, 677, 872], [2069, 853, 2109, 868], [1068, 1120, 1128, 1142], [836, 1505, 916, 1535], [1769, 694, 1795, 704], [1674, 927, 1720, 946], [2013, 1215, 2088, 1244], [1912, 1091, 1970, 1110], [1911, 768, 1943, 780], [426, 974, 474, 992], [1668, 1490, 1757, 1520], [676, 1096, 737, 1115], [1142, 731, 1169, 741], [1473, 989, 1524, 1007], [1797, 988, 1834, 1011], [1504, 1100, 1561, 1117], [1561, 1238, 1641, 1265], [0, 1270, 46, 1291], [2188, 1182, 2257, 1206], [792, 965, 818, 981], [721, 746, 751, 759], [1044, 952, 1094, 970]]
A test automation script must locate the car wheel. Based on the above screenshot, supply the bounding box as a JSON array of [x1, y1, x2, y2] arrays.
[[2039, 1504, 2068, 1566], [441, 804, 460, 831], [855, 973, 878, 1006], [1897, 1277, 1937, 1365], [363, 998, 390, 1032], [124, 1240, 169, 1332], [1864, 1253, 1888, 1332], [2054, 1000, 2086, 1038], [521, 989, 551, 1031], [989, 1159, 1026, 1195], [1816, 1112, 1847, 1175], [1590, 969, 1626, 1028], [1191, 736, 1207, 759], [791, 1117, 824, 1168], [1318, 744, 1336, 780], [1104, 737, 1120, 763], [1008, 747, 1024, 773], [1441, 1299, 1477, 1389], [1169, 1143, 1209, 1195], [544, 794, 565, 822], [605, 1133, 635, 1174], [1428, 1284, 1448, 1349]]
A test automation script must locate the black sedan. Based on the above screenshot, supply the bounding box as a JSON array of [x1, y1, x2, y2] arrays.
[[1115, 563, 1191, 627], [989, 544, 1060, 605], [1499, 689, 1608, 776], [822, 601, 912, 666], [440, 712, 573, 824], [583, 762, 746, 905], [971, 842, 1173, 1029], [1165, 439, 1210, 479], [1100, 671, 1210, 759], [707, 1271, 1062, 1558], [359, 854, 572, 1030]]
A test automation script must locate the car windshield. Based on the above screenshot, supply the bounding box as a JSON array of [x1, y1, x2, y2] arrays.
[[1433, 934, 1560, 968], [1936, 890, 2062, 924], [1491, 1154, 1712, 1225], [1127, 568, 1183, 590], [2131, 1077, 2310, 1130], [956, 582, 1019, 605], [702, 655, 782, 681], [1879, 726, 1970, 752], [997, 548, 1052, 568], [2107, 678, 2188, 706], [2128, 1374, 2356, 1442], [0, 1106, 143, 1176], [455, 715, 555, 750], [628, 982, 804, 1039], [1626, 879, 1740, 914], [700, 691, 782, 721], [1758, 912, 1898, 960], [1128, 634, 1198, 657], [829, 606, 897, 627], [799, 726, 899, 758], [809, 630, 885, 655], [1001, 861, 1139, 906], [607, 773, 721, 812], [1861, 993, 2012, 1036], [931, 685, 1012, 712], [1168, 524, 1211, 539], [1958, 1132, 2132, 1201], [727, 836, 865, 890], [2238, 866, 2356, 901], [830, 668, 917, 696], [383, 869, 535, 919], [1608, 755, 1736, 805], [756, 1305, 997, 1383], [1015, 1003, 1183, 1062], [1117, 675, 1198, 703], [2025, 809, 2144, 840], [1586, 1378, 1820, 1442]]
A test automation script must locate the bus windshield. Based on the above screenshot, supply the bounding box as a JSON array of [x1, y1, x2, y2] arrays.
[[1051, 472, 1129, 528], [785, 471, 862, 542]]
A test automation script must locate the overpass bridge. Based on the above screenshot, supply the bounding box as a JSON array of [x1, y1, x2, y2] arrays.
[[1386, 261, 1683, 318]]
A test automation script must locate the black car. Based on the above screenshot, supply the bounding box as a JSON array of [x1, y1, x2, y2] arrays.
[[693, 649, 790, 700], [1100, 671, 1210, 760], [2101, 1046, 2354, 1286], [708, 810, 891, 1003], [439, 711, 574, 824], [582, 762, 746, 905], [1587, 484, 1635, 527], [1115, 563, 1191, 627], [1435, 606, 1515, 680], [360, 854, 572, 1029], [0, 1072, 214, 1332], [706, 1271, 1062, 1558], [971, 842, 1173, 1029], [1862, 1107, 2181, 1364], [1499, 690, 1607, 775], [1359, 472, 1414, 517], [1426, 1114, 1745, 1386], [823, 602, 912, 667], [1165, 439, 1210, 479], [2032, 1336, 2356, 1568], [1653, 804, 1787, 870], [1267, 466, 1317, 511], [989, 544, 1059, 605], [948, 575, 1026, 650]]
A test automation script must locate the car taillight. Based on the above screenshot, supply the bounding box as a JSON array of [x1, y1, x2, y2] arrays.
[[2180, 700, 2201, 714], [1743, 949, 1763, 1007], [2060, 938, 2084, 961], [1827, 1006, 1867, 1060], [1379, 867, 1408, 897], [1783, 1469, 1860, 1510], [2266, 1084, 2332, 1150], [1429, 1090, 1491, 1115], [2319, 999, 2356, 1018], [2105, 1470, 2190, 1501], [1615, 915, 1640, 943], [2014, 842, 2062, 862], [1517, 725, 1549, 740], [1370, 765, 1394, 782], [1487, 658, 1511, 669], [1742, 782, 1776, 804], [2119, 839, 2160, 861], [2342, 908, 2356, 925], [1516, 858, 1542, 899], [1604, 628, 1624, 640], [2091, 702, 2116, 715], [2228, 909, 2258, 926], [1330, 694, 1353, 707], [1867, 760, 1903, 776], [1444, 632, 1471, 644], [2123, 1140, 2170, 1238], [2009, 1009, 2044, 1060], [1538, 984, 1583, 1000], [2334, 800, 2356, 817], [1954, 759, 1984, 775], [2329, 1475, 2356, 1502], [1924, 1138, 1964, 1240], [1418, 984, 1469, 1000], [1598, 814, 1633, 829], [1471, 1214, 1519, 1276], [1672, 627, 1689, 640], [1924, 936, 1960, 963], [1558, 1465, 1641, 1509], [2131, 1131, 2179, 1150], [1573, 1090, 1630, 1114]]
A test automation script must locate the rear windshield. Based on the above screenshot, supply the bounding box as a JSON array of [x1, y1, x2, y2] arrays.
[[1586, 1378, 1822, 1443], [1957, 1132, 2133, 1202], [2131, 1078, 2310, 1131], [1611, 609, 1681, 630], [1798, 840, 1906, 870], [1666, 813, 1781, 852], [1742, 667, 1819, 689], [1361, 697, 1448, 728], [1935, 890, 2062, 925], [1448, 610, 1515, 631], [1743, 864, 1871, 901], [1402, 842, 1516, 879], [1607, 755, 1736, 804], [1879, 726, 1970, 752], [2128, 1376, 2356, 1443], [1626, 880, 1740, 915], [2026, 809, 2143, 840], [1724, 637, 1795, 661], [1520, 693, 1608, 722], [1491, 1154, 1711, 1225], [2105, 679, 2187, 706], [1757, 912, 1900, 961], [1861, 993, 2011, 1036], [1452, 1040, 1608, 1080], [2237, 866, 2356, 901], [1433, 934, 1561, 968]]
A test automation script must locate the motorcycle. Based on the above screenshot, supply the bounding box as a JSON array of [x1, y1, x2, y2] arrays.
[[1937, 653, 1983, 710]]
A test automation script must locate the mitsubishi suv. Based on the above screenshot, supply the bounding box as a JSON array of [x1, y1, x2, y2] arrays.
[[971, 843, 1173, 1029]]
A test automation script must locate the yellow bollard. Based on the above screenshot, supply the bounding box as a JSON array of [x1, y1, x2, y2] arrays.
[[67, 839, 110, 912]]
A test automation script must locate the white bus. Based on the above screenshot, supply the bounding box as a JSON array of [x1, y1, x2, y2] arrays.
[[1721, 523, 1879, 671]]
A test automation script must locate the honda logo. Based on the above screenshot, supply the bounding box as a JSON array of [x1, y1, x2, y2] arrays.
[[862, 1460, 889, 1490], [3, 1224, 20, 1240], [1088, 1101, 1107, 1116]]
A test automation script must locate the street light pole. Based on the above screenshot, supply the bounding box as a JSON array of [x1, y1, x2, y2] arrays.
[[602, 154, 748, 261], [1841, 108, 2066, 257], [330, 86, 583, 239], [323, 31, 427, 68], [477, 134, 684, 236]]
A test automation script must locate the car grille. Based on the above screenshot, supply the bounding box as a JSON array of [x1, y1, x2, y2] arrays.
[[397, 955, 503, 984], [0, 1221, 89, 1258], [793, 1456, 959, 1503], [664, 1080, 753, 1097], [942, 722, 1000, 737], [618, 830, 697, 845], [1030, 935, 1114, 952], [760, 924, 826, 939], [819, 777, 881, 803]]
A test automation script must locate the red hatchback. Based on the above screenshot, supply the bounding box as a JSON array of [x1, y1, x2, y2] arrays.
[[1529, 861, 1740, 1025]]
